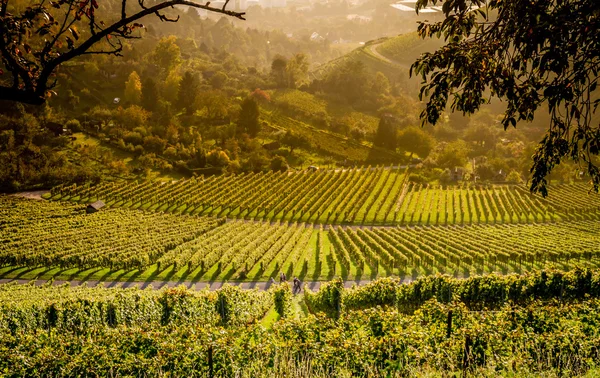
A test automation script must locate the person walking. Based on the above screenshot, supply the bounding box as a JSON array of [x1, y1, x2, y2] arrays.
[[293, 277, 301, 294], [280, 272, 287, 283]]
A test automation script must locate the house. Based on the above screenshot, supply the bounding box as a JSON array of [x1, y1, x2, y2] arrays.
[[450, 167, 465, 181], [87, 200, 105, 214], [310, 32, 324, 42]]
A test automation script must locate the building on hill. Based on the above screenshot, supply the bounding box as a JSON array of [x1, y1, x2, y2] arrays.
[[87, 201, 105, 214], [450, 167, 465, 182]]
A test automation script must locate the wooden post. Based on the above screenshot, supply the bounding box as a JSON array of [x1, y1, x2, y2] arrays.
[[462, 334, 472, 371], [208, 345, 214, 378], [446, 310, 453, 338]]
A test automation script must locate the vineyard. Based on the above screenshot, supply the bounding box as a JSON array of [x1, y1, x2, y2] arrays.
[[47, 169, 600, 226], [2, 270, 600, 377], [375, 32, 443, 66], [2, 195, 600, 281]]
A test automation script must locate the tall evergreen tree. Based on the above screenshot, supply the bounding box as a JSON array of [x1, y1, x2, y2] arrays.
[[373, 116, 397, 151], [238, 97, 260, 137], [178, 71, 199, 114], [141, 77, 159, 111]]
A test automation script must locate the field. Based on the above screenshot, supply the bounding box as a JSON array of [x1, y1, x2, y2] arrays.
[[46, 169, 600, 226], [3, 270, 600, 377], [375, 32, 443, 66], [2, 185, 600, 283]]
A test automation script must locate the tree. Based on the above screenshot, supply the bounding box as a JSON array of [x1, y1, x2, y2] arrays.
[[210, 72, 229, 89], [152, 36, 182, 73], [271, 55, 288, 88], [124, 71, 142, 105], [141, 77, 159, 111], [238, 97, 260, 137], [373, 116, 397, 150], [410, 0, 599, 195], [281, 130, 311, 153], [195, 90, 229, 119], [143, 135, 167, 154], [270, 155, 288, 172], [285, 53, 309, 89], [0, 0, 245, 105], [162, 71, 182, 104], [437, 140, 470, 169], [397, 127, 435, 158], [322, 60, 370, 105], [178, 71, 199, 114]]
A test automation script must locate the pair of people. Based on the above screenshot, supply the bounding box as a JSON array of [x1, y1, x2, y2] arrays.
[[273, 273, 301, 294]]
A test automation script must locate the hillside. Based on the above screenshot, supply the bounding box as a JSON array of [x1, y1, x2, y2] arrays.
[[310, 33, 443, 92]]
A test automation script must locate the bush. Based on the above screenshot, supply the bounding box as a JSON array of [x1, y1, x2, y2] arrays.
[[143, 135, 167, 154], [65, 119, 81, 132], [272, 284, 292, 319], [408, 173, 428, 184]]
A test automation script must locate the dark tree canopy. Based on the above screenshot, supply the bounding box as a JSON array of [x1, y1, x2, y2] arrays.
[[178, 71, 199, 114], [238, 97, 260, 137], [141, 77, 158, 111], [0, 0, 245, 105], [411, 0, 600, 196], [373, 116, 397, 151]]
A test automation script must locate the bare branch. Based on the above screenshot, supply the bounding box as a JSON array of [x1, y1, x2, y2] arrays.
[[0, 0, 246, 105]]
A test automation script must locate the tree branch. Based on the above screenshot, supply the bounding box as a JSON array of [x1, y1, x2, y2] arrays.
[[2, 0, 245, 104]]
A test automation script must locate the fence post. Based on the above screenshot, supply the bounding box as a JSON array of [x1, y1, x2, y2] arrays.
[[208, 345, 214, 378], [462, 334, 472, 372], [446, 310, 453, 339]]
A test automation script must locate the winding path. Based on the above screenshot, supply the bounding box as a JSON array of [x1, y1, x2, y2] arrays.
[[367, 41, 411, 70]]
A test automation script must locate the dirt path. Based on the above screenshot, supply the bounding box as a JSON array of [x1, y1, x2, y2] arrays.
[[10, 190, 50, 200], [0, 278, 412, 291], [367, 41, 411, 70]]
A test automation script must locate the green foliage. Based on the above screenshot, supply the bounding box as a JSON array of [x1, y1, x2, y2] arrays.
[[124, 71, 142, 105], [210, 71, 228, 90], [0, 110, 101, 192], [373, 116, 397, 150], [143, 135, 167, 154], [411, 0, 600, 195], [272, 283, 292, 318], [436, 140, 470, 169], [305, 278, 344, 319], [320, 60, 370, 106], [238, 97, 260, 137], [313, 269, 600, 314], [397, 126, 435, 158], [141, 77, 159, 111], [153, 36, 182, 73], [178, 71, 199, 114], [270, 155, 288, 172]]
